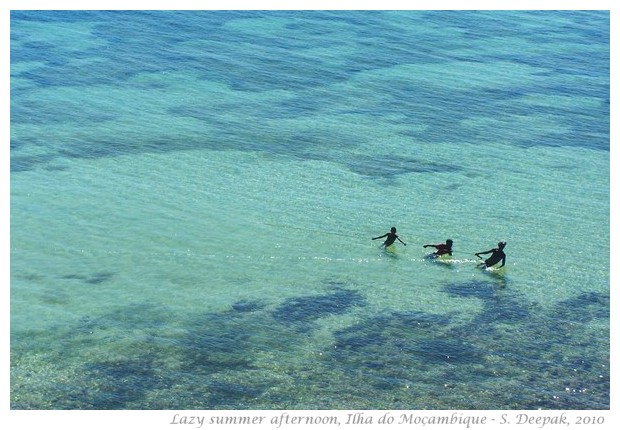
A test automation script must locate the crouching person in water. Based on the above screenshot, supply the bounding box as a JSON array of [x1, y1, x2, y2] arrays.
[[475, 241, 506, 268], [423, 239, 453, 257], [372, 227, 406, 248]]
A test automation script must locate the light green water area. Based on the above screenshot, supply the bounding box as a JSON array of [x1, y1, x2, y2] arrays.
[[11, 141, 609, 409]]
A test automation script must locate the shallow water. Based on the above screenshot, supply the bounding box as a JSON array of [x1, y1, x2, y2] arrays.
[[10, 10, 609, 409]]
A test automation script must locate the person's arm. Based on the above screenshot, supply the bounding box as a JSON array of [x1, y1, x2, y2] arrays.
[[499, 255, 506, 268], [475, 249, 493, 257], [372, 233, 388, 240], [398, 237, 407, 246]]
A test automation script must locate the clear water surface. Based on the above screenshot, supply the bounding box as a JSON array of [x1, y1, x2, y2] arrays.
[[10, 10, 609, 409]]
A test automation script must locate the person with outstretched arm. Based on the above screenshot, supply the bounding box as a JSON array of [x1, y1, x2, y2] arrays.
[[372, 227, 406, 248], [423, 239, 453, 256], [475, 241, 506, 268]]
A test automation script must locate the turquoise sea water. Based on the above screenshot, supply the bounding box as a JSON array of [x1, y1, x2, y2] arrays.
[[10, 10, 609, 410]]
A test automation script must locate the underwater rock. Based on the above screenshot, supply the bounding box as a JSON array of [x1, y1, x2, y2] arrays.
[[272, 289, 366, 324]]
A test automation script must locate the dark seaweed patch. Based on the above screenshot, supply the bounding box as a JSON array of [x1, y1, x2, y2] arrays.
[[445, 281, 529, 324], [15, 272, 45, 282], [181, 312, 257, 375], [204, 380, 268, 409], [346, 155, 461, 178], [11, 99, 118, 125], [10, 138, 26, 150], [444, 280, 497, 299], [10, 274, 609, 410], [231, 299, 266, 313], [272, 289, 366, 327], [14, 153, 46, 170], [85, 272, 114, 284], [62, 274, 86, 280], [328, 309, 482, 395], [438, 282, 609, 409], [333, 310, 452, 354], [399, 338, 481, 364], [552, 291, 609, 323], [43, 164, 69, 172], [79, 357, 166, 409], [61, 271, 114, 285], [11, 154, 53, 172]]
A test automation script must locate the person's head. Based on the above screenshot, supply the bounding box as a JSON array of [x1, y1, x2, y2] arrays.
[[390, 227, 397, 233], [446, 239, 453, 246], [498, 241, 506, 249]]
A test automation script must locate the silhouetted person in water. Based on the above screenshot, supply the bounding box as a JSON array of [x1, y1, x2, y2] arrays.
[[475, 241, 506, 268], [424, 239, 453, 256], [372, 227, 406, 248]]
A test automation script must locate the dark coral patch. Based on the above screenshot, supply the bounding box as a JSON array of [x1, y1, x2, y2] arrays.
[[272, 289, 366, 325]]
